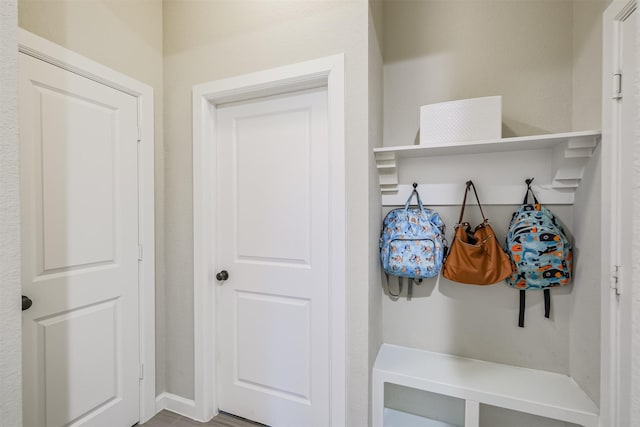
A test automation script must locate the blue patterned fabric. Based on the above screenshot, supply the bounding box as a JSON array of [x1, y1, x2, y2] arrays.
[[505, 203, 572, 290], [380, 191, 447, 279]]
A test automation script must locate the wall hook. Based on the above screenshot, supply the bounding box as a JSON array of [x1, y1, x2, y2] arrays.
[[412, 182, 418, 189]]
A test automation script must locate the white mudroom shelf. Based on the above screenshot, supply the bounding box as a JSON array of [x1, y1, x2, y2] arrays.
[[372, 344, 599, 427], [374, 130, 601, 205]]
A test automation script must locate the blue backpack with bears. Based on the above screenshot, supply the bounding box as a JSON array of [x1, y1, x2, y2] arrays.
[[380, 185, 447, 298], [506, 179, 573, 327]]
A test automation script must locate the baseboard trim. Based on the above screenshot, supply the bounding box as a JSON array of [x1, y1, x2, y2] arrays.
[[155, 392, 204, 421]]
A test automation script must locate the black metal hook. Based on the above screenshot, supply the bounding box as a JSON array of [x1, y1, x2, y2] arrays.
[[412, 182, 418, 189], [525, 177, 535, 186]]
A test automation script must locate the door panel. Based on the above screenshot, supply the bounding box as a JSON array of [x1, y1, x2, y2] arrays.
[[40, 300, 118, 427], [236, 291, 311, 401], [234, 108, 312, 265], [217, 88, 329, 427], [20, 53, 139, 427], [39, 86, 116, 271]]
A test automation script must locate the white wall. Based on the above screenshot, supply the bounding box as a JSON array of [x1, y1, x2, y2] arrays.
[[0, 0, 21, 424], [381, 204, 574, 372], [570, 145, 602, 404], [572, 0, 611, 131], [162, 1, 373, 423], [383, 0, 574, 147], [18, 0, 166, 394], [381, 0, 578, 370], [569, 0, 610, 405], [380, 1, 606, 424]]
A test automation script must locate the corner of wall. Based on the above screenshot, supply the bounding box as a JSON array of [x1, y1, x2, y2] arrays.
[[368, 4, 384, 426], [569, 143, 602, 404], [0, 0, 22, 424]]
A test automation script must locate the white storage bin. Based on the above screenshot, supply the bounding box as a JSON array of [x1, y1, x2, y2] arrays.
[[420, 96, 502, 145]]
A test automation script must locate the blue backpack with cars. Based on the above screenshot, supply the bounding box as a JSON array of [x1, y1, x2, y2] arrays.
[[506, 179, 573, 327]]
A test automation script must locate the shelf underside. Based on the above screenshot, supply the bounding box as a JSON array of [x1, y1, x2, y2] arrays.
[[374, 130, 601, 205]]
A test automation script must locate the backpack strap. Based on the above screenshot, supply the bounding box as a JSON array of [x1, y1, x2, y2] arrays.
[[519, 289, 551, 327], [519, 290, 526, 328], [544, 289, 551, 319], [386, 273, 402, 298], [386, 276, 423, 300], [523, 178, 540, 205], [404, 183, 426, 215]]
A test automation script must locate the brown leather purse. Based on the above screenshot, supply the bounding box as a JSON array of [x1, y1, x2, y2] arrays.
[[442, 181, 516, 285]]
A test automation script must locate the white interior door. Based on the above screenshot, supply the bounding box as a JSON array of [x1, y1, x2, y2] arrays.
[[216, 88, 330, 426], [20, 52, 140, 427]]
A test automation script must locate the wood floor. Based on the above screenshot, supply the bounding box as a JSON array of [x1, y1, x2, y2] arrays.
[[141, 410, 266, 427]]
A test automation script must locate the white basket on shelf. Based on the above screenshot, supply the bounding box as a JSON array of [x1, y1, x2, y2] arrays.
[[420, 96, 502, 145]]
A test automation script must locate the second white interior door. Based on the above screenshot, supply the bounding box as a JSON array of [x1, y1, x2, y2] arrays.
[[215, 88, 330, 427], [20, 52, 140, 427]]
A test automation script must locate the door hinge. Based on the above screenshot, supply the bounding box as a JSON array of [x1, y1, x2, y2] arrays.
[[139, 364, 144, 380], [138, 244, 143, 261], [612, 73, 623, 99], [611, 265, 621, 295]]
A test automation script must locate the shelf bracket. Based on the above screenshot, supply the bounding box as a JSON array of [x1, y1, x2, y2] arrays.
[[550, 133, 600, 189], [375, 151, 399, 193]]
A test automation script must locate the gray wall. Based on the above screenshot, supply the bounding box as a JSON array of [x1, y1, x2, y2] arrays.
[[0, 0, 21, 424], [14, 2, 630, 425], [162, 1, 373, 423], [17, 0, 167, 394], [17, 2, 377, 422]]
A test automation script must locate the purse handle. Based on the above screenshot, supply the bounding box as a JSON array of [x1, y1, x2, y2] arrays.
[[457, 180, 487, 225], [523, 177, 540, 205]]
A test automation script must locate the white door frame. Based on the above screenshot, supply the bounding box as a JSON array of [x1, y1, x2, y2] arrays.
[[601, 1, 637, 426], [192, 54, 346, 425], [18, 29, 157, 424]]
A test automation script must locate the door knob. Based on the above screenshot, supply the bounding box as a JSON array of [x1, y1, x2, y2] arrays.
[[22, 295, 33, 311], [216, 270, 229, 281]]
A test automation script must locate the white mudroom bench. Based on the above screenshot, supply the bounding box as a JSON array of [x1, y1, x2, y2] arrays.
[[372, 344, 599, 427]]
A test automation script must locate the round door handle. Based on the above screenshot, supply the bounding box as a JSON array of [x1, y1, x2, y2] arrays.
[[22, 295, 33, 311], [216, 270, 229, 281]]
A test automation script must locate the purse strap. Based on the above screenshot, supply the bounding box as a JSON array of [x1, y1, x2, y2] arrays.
[[457, 180, 487, 225], [523, 177, 540, 205]]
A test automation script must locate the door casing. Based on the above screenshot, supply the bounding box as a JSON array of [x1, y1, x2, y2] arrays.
[[192, 54, 346, 425], [18, 29, 156, 424], [601, 1, 638, 426]]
